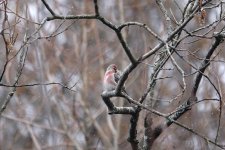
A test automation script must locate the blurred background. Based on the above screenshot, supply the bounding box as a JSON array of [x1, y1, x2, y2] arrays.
[[0, 0, 225, 149]]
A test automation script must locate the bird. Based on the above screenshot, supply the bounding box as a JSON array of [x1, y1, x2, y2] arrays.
[[103, 64, 131, 103], [103, 64, 125, 92]]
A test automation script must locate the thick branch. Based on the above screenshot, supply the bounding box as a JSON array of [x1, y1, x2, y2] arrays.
[[192, 34, 224, 95], [127, 108, 141, 150], [46, 15, 96, 21], [101, 91, 135, 114], [41, 0, 56, 16]]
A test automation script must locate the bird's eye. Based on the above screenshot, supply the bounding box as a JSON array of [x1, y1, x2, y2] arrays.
[[113, 66, 117, 71]]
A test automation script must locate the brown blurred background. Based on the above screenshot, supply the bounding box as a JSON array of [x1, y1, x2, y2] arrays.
[[0, 0, 225, 150]]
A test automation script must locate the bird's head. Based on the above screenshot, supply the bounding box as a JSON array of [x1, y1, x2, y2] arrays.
[[107, 64, 117, 73]]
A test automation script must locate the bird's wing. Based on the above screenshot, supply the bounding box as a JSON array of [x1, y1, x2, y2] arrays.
[[114, 70, 128, 95], [114, 71, 121, 83]]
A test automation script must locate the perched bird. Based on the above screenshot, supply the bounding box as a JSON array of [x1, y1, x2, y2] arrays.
[[103, 64, 131, 103], [103, 64, 124, 92]]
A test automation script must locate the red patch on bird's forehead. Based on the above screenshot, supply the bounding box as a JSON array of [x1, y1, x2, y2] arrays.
[[111, 64, 117, 69], [107, 64, 117, 72], [112, 66, 117, 72]]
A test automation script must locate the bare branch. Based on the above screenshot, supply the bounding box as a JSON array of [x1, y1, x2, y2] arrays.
[[41, 0, 56, 16], [192, 33, 224, 95]]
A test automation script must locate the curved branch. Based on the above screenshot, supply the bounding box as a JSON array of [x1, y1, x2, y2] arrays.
[[41, 0, 56, 16], [192, 34, 224, 95]]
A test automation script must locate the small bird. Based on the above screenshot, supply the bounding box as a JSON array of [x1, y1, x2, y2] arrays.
[[103, 64, 124, 92]]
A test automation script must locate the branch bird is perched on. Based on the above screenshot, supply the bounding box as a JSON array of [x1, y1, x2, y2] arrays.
[[103, 64, 125, 92]]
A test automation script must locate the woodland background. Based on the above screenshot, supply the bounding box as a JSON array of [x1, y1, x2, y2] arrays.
[[0, 0, 225, 150]]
